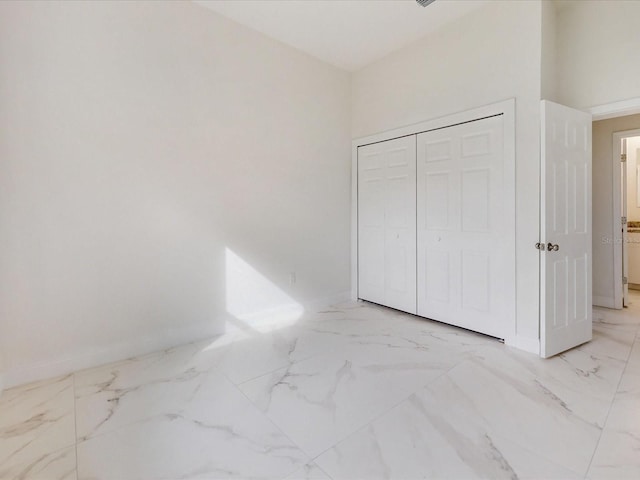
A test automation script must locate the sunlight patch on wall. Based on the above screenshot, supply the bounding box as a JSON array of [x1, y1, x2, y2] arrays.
[[225, 248, 303, 332]]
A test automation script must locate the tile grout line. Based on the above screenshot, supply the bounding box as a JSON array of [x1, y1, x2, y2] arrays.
[[308, 461, 333, 480], [231, 322, 388, 388], [227, 312, 355, 388], [584, 327, 639, 477], [233, 350, 332, 388], [218, 369, 331, 480], [224, 321, 484, 478], [308, 357, 466, 466], [63, 325, 344, 450], [232, 316, 474, 389], [222, 330, 474, 478]]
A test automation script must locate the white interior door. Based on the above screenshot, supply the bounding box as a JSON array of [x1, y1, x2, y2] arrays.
[[416, 115, 509, 338], [357, 136, 416, 314], [622, 138, 629, 306], [540, 100, 592, 358]]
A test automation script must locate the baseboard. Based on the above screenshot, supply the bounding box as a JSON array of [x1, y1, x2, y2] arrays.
[[3, 318, 226, 390], [593, 295, 616, 309], [504, 334, 540, 355], [2, 290, 351, 391], [303, 290, 351, 311]]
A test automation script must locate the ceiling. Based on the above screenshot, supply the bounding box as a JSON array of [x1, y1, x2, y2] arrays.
[[193, 0, 490, 71]]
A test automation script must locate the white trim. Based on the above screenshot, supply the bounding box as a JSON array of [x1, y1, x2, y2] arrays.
[[4, 319, 225, 389], [590, 97, 640, 121], [352, 99, 514, 147], [350, 141, 358, 301], [304, 290, 351, 311], [3, 291, 350, 389], [351, 98, 517, 343], [501, 100, 517, 346], [593, 295, 616, 309], [612, 128, 640, 310]]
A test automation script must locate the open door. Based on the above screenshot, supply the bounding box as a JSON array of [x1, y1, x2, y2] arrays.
[[622, 138, 629, 306], [540, 100, 592, 358]]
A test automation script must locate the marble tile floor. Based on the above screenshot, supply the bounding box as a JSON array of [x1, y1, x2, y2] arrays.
[[1, 294, 640, 480]]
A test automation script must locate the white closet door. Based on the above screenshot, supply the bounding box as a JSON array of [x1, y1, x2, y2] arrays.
[[358, 136, 416, 314], [417, 116, 507, 338]]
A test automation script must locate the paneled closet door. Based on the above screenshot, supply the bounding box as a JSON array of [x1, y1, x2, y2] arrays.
[[417, 116, 506, 338], [358, 136, 417, 314]]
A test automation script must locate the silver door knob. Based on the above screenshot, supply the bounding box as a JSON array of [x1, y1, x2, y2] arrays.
[[535, 242, 545, 251], [547, 242, 559, 252]]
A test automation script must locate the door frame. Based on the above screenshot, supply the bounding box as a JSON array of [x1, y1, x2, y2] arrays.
[[589, 97, 640, 121], [612, 128, 640, 308], [351, 99, 516, 340]]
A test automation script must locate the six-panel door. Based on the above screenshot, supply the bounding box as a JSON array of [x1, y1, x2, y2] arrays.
[[416, 116, 507, 338], [357, 136, 417, 314], [540, 100, 592, 358]]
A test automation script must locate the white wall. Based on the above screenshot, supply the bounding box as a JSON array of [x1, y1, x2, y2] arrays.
[[557, 0, 640, 109], [541, 0, 557, 102], [592, 114, 640, 306], [351, 0, 543, 350], [0, 0, 351, 387], [556, 0, 640, 306], [626, 137, 640, 222]]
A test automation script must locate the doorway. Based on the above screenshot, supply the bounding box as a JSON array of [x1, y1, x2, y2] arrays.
[[592, 112, 640, 310], [617, 131, 640, 306]]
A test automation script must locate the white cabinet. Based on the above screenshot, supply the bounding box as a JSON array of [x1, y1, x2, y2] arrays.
[[627, 232, 640, 285]]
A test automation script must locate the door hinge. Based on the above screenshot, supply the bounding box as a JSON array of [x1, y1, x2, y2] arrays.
[[623, 216, 628, 225], [622, 153, 627, 162], [624, 276, 628, 285]]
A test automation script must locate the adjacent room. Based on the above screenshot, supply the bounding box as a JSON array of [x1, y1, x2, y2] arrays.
[[0, 0, 639, 479]]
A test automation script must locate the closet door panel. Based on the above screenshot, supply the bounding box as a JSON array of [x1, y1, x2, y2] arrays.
[[417, 116, 506, 337], [358, 136, 416, 314], [418, 133, 460, 320], [358, 149, 386, 305]]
